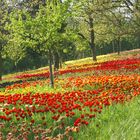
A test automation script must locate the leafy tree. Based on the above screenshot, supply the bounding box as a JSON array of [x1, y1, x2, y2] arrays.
[[101, 0, 140, 54], [71, 0, 121, 60], [124, 0, 140, 48], [0, 0, 9, 80], [7, 0, 70, 87], [71, 0, 140, 57]]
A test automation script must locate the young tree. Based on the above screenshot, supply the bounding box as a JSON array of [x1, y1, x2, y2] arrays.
[[8, 0, 70, 87]]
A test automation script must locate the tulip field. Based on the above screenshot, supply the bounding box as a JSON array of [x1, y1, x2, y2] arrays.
[[0, 50, 140, 140]]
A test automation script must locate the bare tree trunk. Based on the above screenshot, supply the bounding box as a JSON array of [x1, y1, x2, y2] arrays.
[[48, 49, 54, 88], [59, 57, 62, 69], [53, 51, 59, 71], [112, 40, 115, 53], [89, 16, 97, 61]]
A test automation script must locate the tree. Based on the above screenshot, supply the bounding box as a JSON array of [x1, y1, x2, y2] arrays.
[[0, 0, 8, 80], [123, 0, 140, 48], [71, 0, 121, 61], [71, 0, 97, 61], [101, 0, 140, 54], [8, 0, 70, 87]]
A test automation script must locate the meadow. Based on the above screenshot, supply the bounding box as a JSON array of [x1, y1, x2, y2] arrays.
[[0, 49, 140, 140]]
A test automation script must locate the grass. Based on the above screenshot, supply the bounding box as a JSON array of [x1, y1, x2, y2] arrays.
[[1, 48, 140, 82], [65, 49, 140, 65], [74, 96, 140, 140]]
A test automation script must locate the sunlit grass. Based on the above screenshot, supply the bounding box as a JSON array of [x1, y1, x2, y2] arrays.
[[73, 96, 140, 140], [2, 49, 140, 82]]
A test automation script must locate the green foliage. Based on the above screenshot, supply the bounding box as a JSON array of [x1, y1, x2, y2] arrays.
[[73, 97, 140, 140]]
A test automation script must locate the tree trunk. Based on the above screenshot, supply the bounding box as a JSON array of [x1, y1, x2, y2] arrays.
[[112, 40, 115, 53], [89, 16, 97, 61], [53, 51, 59, 71], [48, 49, 54, 88], [117, 37, 121, 55], [59, 57, 62, 69]]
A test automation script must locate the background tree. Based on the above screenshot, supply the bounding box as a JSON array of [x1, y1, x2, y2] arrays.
[[0, 0, 9, 80], [71, 0, 122, 60]]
